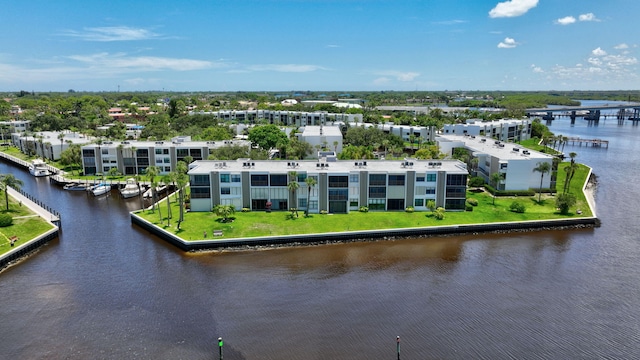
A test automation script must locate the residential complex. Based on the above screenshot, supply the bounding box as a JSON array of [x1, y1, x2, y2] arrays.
[[187, 158, 469, 214], [442, 118, 532, 142], [190, 109, 363, 126], [437, 134, 554, 191], [80, 138, 251, 176]]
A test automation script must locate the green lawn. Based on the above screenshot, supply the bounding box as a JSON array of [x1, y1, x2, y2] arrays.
[[136, 162, 593, 241], [0, 196, 57, 255]]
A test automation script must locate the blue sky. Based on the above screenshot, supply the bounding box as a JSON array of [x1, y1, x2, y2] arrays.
[[1, 0, 638, 92]]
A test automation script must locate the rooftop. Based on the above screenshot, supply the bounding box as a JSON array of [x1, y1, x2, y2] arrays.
[[438, 134, 552, 160]]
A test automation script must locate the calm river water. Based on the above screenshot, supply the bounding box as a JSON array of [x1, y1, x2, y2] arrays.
[[1, 110, 640, 359]]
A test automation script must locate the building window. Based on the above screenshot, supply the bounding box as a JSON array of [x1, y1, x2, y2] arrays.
[[191, 187, 211, 199], [349, 174, 359, 183], [415, 199, 424, 207], [369, 174, 386, 186], [328, 176, 348, 188], [220, 187, 231, 195], [446, 174, 467, 186], [350, 199, 359, 207], [220, 174, 230, 183], [426, 187, 436, 195], [297, 173, 307, 182], [308, 200, 318, 210], [369, 187, 386, 198], [426, 173, 436, 182], [416, 176, 425, 182], [270, 174, 287, 186], [231, 174, 241, 183], [328, 189, 348, 201], [191, 175, 210, 186], [251, 174, 268, 186], [388, 175, 405, 186], [298, 198, 307, 208]]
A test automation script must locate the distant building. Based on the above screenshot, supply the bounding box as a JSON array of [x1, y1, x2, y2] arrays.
[[298, 125, 343, 155], [442, 119, 532, 142], [190, 109, 363, 126], [187, 158, 468, 213], [12, 130, 93, 161]]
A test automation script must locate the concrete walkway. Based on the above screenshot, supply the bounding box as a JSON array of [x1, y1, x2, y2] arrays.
[[7, 187, 60, 223]]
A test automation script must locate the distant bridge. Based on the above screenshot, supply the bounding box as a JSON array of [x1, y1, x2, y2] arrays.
[[526, 103, 640, 123]]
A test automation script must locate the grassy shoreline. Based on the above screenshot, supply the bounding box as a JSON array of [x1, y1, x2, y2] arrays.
[[136, 163, 594, 242]]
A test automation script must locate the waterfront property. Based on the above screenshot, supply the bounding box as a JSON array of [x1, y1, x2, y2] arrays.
[[437, 134, 554, 191], [81, 138, 251, 176], [442, 118, 532, 142], [189, 109, 363, 126], [187, 158, 469, 214]]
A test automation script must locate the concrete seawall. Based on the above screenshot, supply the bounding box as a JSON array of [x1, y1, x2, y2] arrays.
[[131, 212, 598, 252]]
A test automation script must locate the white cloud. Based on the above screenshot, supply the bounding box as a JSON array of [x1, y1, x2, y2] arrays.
[[489, 0, 539, 18], [556, 16, 576, 25], [432, 19, 468, 25], [246, 64, 326, 72], [579, 13, 598, 22], [374, 71, 420, 82], [531, 64, 544, 73], [614, 43, 629, 50], [592, 47, 607, 56], [325, 44, 340, 48], [498, 37, 518, 48], [60, 26, 163, 41], [67, 53, 215, 71]]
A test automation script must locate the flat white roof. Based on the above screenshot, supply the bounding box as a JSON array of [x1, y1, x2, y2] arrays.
[[438, 134, 552, 161], [189, 158, 468, 174]]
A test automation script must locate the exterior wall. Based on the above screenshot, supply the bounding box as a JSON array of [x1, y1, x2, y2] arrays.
[[442, 119, 531, 142]]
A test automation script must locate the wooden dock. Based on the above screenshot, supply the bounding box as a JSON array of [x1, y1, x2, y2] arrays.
[[566, 137, 609, 148]]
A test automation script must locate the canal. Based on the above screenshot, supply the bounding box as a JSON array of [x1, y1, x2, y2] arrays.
[[1, 115, 639, 359]]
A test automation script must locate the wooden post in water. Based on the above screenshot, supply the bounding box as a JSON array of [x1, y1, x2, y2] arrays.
[[396, 336, 400, 360], [218, 337, 223, 360]]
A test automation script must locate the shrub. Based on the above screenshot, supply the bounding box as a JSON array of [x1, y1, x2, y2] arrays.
[[359, 206, 369, 213], [0, 214, 13, 227], [466, 205, 473, 212], [468, 176, 485, 187], [241, 207, 251, 212], [405, 206, 414, 213], [509, 201, 526, 213], [434, 207, 446, 220], [466, 198, 478, 206], [556, 193, 577, 215], [320, 209, 328, 215]]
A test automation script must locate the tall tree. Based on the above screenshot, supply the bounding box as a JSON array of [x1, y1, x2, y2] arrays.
[[533, 161, 551, 203], [490, 172, 504, 205], [288, 171, 299, 216], [0, 174, 24, 211], [304, 176, 317, 217]]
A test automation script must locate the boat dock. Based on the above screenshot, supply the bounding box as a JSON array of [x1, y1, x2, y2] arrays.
[[566, 137, 609, 148]]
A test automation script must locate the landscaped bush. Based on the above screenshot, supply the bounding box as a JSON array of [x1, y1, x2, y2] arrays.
[[466, 198, 478, 206], [241, 208, 251, 212], [434, 207, 446, 220], [405, 206, 414, 213], [0, 214, 13, 227], [468, 176, 485, 187], [509, 201, 526, 213], [359, 206, 369, 213], [466, 205, 473, 212], [320, 210, 328, 215]]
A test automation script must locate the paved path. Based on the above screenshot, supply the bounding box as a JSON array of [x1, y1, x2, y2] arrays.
[[7, 187, 60, 222]]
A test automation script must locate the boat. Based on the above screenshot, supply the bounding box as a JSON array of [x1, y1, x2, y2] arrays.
[[119, 178, 141, 198], [91, 183, 111, 196], [143, 185, 167, 199], [28, 159, 50, 177], [63, 182, 89, 191]]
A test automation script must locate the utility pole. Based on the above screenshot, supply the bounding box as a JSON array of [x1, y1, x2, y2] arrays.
[[218, 337, 224, 360]]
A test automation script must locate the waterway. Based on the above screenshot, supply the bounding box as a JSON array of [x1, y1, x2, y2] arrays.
[[1, 113, 640, 359]]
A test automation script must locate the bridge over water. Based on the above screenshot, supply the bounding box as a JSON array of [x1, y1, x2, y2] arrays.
[[526, 103, 640, 123]]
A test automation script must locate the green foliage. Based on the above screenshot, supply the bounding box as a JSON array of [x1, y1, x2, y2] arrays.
[[433, 207, 446, 220], [320, 210, 328, 215], [241, 207, 251, 212], [0, 213, 13, 227], [556, 193, 577, 215], [426, 200, 436, 212], [509, 201, 526, 213], [466, 198, 478, 206], [405, 206, 414, 213], [248, 124, 289, 150], [468, 176, 485, 187], [465, 205, 473, 212]]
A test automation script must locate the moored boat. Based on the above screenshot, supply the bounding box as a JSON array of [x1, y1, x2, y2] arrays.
[[143, 185, 167, 199], [119, 178, 141, 198], [28, 159, 50, 177], [63, 182, 89, 191], [91, 183, 111, 196]]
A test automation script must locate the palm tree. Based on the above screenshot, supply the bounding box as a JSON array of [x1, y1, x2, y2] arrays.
[[288, 171, 299, 217], [175, 161, 189, 229], [563, 152, 578, 194], [533, 161, 551, 203], [0, 174, 24, 211], [145, 166, 161, 217], [490, 172, 504, 205], [162, 173, 174, 226], [304, 176, 317, 217], [213, 204, 235, 223]]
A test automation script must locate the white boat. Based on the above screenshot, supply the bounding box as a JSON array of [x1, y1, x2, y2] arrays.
[[63, 182, 89, 191], [119, 178, 141, 198], [143, 185, 167, 199], [28, 159, 50, 177], [91, 183, 111, 196]]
